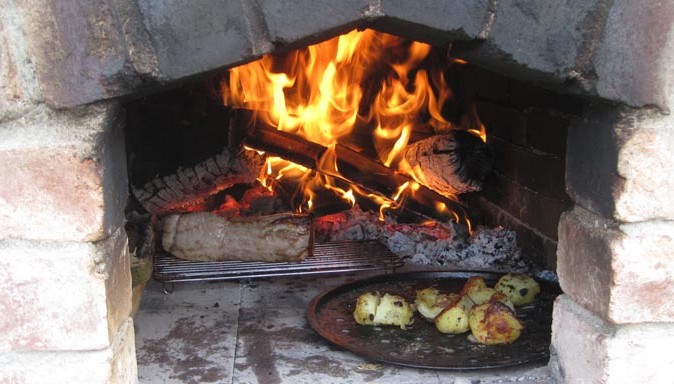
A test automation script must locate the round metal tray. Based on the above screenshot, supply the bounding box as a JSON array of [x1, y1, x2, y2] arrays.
[[306, 271, 560, 370]]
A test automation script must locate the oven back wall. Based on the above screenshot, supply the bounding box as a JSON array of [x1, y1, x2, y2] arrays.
[[457, 65, 582, 269]]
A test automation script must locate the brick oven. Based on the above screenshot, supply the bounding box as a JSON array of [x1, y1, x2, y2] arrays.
[[1, 1, 673, 383]]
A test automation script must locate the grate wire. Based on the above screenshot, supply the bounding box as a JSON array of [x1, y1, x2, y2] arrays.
[[153, 240, 404, 283]]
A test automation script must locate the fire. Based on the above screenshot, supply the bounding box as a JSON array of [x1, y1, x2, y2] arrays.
[[222, 29, 483, 223]]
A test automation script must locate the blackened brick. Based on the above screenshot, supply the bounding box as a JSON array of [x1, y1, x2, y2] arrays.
[[477, 102, 526, 146], [509, 80, 585, 116], [488, 136, 567, 200], [525, 108, 570, 156], [480, 172, 572, 239]]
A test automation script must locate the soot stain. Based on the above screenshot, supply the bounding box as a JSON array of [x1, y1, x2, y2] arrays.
[[137, 315, 233, 384], [285, 354, 351, 379], [242, 321, 392, 381], [238, 317, 282, 384]]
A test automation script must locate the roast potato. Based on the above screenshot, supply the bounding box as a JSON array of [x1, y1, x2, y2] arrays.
[[488, 292, 515, 311], [354, 292, 414, 330], [466, 287, 498, 305], [415, 288, 462, 321], [353, 291, 380, 325], [460, 276, 488, 296], [468, 302, 524, 344], [434, 295, 474, 334], [494, 274, 541, 306]]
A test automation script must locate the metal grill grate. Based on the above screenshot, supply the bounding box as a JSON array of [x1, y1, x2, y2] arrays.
[[153, 240, 404, 283]]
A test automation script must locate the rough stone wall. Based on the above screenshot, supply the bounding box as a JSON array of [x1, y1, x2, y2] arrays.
[[0, 2, 136, 382], [550, 106, 674, 383], [5, 0, 670, 113], [0, 102, 137, 383]]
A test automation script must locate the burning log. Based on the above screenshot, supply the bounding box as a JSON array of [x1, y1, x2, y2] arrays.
[[244, 123, 470, 223], [161, 212, 313, 262], [132, 148, 264, 215], [402, 130, 492, 196]]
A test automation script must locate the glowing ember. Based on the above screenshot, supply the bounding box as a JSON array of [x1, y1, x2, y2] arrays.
[[221, 29, 485, 222]]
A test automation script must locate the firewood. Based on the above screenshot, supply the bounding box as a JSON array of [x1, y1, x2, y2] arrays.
[[161, 212, 313, 262], [132, 148, 264, 215], [125, 212, 155, 259], [402, 130, 492, 196], [244, 123, 469, 223]]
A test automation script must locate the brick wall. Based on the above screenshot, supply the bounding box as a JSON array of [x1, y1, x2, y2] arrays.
[[0, 103, 137, 383], [1, 2, 137, 381], [457, 65, 581, 269]]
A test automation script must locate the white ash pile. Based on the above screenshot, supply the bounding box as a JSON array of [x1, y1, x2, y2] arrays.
[[314, 206, 530, 272]]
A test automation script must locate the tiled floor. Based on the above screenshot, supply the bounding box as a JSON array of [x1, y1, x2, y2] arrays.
[[134, 273, 553, 383]]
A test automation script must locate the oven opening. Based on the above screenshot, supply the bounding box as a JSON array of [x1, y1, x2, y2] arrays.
[[127, 28, 572, 381], [4, 2, 671, 383]]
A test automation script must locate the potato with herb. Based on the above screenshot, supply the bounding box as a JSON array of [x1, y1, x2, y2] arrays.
[[415, 288, 461, 321], [354, 292, 414, 330], [415, 287, 441, 320], [434, 295, 474, 334], [465, 287, 498, 305], [494, 274, 541, 306], [353, 291, 381, 325], [468, 302, 524, 344]]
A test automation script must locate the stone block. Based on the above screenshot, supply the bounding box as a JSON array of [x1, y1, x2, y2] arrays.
[[557, 207, 674, 323], [550, 295, 674, 384], [258, 0, 370, 45], [378, 0, 492, 41], [0, 228, 132, 352], [137, 0, 266, 79], [0, 319, 137, 384], [567, 104, 674, 222], [453, 0, 611, 88], [0, 103, 127, 242], [16, 0, 148, 109], [0, 2, 41, 122], [594, 0, 674, 111]]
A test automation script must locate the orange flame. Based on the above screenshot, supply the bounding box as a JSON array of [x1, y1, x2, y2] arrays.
[[224, 29, 483, 223]]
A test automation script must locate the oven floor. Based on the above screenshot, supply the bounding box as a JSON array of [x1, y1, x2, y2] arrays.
[[134, 272, 553, 383]]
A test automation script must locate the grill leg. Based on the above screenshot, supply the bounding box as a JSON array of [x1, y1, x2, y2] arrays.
[[162, 282, 175, 294]]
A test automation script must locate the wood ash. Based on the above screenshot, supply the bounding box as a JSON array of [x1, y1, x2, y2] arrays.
[[315, 206, 531, 272]]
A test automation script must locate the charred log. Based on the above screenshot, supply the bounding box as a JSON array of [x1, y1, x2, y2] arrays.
[[125, 212, 156, 259], [132, 148, 264, 215], [402, 130, 492, 196], [244, 123, 469, 223], [161, 212, 313, 262]]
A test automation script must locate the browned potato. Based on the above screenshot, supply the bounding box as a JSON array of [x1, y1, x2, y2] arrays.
[[488, 292, 515, 311], [415, 288, 466, 322], [460, 276, 488, 296], [468, 302, 524, 344], [494, 274, 541, 306], [434, 295, 473, 334]]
